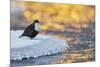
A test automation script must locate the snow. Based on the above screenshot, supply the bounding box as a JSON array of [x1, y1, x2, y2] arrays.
[[11, 30, 69, 60]]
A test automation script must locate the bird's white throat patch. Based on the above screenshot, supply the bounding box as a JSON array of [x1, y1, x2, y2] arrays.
[[35, 23, 40, 32]]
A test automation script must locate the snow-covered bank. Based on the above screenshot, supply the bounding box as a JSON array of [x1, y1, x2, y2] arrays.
[[11, 30, 69, 60]]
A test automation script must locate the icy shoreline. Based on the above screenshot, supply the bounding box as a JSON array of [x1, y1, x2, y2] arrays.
[[11, 30, 69, 60]]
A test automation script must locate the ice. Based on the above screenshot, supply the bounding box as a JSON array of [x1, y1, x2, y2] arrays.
[[11, 30, 69, 60]]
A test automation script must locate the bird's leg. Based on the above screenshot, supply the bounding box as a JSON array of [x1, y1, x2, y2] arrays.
[[19, 35, 22, 38]]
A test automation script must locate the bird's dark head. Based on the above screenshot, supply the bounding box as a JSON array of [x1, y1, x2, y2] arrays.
[[33, 19, 39, 24]]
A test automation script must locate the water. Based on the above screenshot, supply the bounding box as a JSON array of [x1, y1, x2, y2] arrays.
[[11, 52, 68, 66]]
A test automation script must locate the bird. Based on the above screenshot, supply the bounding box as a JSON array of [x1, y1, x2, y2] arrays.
[[19, 19, 40, 39]]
